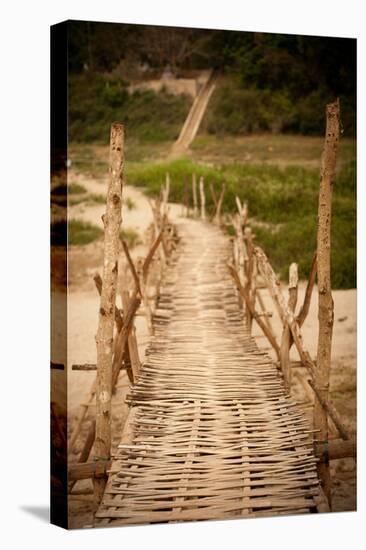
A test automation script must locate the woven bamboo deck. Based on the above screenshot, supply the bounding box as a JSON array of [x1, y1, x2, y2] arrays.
[[96, 220, 321, 526]]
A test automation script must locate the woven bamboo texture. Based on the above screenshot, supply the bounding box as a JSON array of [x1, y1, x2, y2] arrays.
[[96, 220, 320, 526]]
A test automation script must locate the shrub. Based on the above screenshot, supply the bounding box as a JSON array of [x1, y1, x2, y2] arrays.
[[68, 219, 103, 245], [69, 182, 87, 194]]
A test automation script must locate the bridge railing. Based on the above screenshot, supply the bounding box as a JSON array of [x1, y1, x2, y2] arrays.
[[227, 100, 355, 510], [67, 127, 179, 507]]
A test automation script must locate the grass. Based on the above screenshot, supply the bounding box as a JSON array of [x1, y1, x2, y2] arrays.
[[125, 157, 356, 289], [124, 197, 136, 210], [68, 220, 103, 245], [88, 193, 106, 204], [69, 182, 87, 194], [69, 73, 191, 144], [67, 136, 356, 289]]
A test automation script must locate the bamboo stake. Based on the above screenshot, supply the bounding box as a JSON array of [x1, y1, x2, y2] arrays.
[[280, 263, 298, 392], [120, 240, 142, 297], [163, 173, 170, 216], [244, 227, 254, 330], [69, 420, 96, 493], [121, 291, 141, 380], [192, 174, 198, 218], [183, 178, 189, 217], [308, 380, 349, 441], [228, 264, 281, 360], [94, 122, 124, 505], [297, 252, 317, 327], [199, 176, 206, 220], [314, 99, 340, 508], [213, 183, 226, 225], [209, 183, 218, 210], [254, 246, 316, 379]]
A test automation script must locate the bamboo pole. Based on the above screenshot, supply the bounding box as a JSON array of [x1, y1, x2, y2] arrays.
[[296, 252, 317, 327], [228, 264, 281, 359], [163, 173, 170, 216], [254, 246, 316, 379], [192, 174, 198, 218], [209, 183, 218, 210], [121, 290, 141, 381], [280, 263, 298, 392], [94, 122, 124, 505], [244, 227, 254, 330], [213, 183, 226, 225], [313, 99, 340, 508], [199, 176, 206, 220]]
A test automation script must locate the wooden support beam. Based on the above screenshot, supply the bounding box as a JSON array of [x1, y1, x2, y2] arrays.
[[199, 176, 206, 220], [280, 263, 298, 392], [297, 252, 317, 327], [142, 230, 163, 283], [50, 361, 64, 370], [313, 99, 340, 509], [94, 122, 124, 504], [244, 227, 254, 330], [121, 290, 141, 381], [68, 460, 111, 482], [192, 174, 198, 218], [314, 438, 356, 462], [228, 264, 281, 360], [120, 240, 142, 297], [72, 364, 97, 371], [254, 246, 316, 379], [209, 183, 218, 210], [213, 183, 226, 225], [308, 379, 349, 441], [94, 272, 123, 332]]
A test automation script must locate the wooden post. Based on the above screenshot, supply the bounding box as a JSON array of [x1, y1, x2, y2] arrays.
[[163, 173, 170, 216], [209, 183, 218, 211], [121, 290, 141, 380], [199, 176, 206, 220], [228, 264, 281, 360], [244, 227, 254, 330], [280, 263, 298, 392], [213, 183, 226, 225], [94, 122, 124, 506], [183, 178, 189, 217], [192, 174, 198, 218], [314, 99, 340, 508]]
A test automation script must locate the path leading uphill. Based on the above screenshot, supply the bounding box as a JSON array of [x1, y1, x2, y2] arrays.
[[96, 219, 322, 526]]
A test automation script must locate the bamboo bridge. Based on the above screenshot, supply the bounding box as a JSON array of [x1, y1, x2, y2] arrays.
[[95, 220, 323, 525], [63, 102, 356, 529]]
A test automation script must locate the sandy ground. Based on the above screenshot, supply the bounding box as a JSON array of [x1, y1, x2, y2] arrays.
[[53, 169, 356, 527]]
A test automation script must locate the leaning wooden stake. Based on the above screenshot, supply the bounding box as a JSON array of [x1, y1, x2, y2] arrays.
[[279, 263, 298, 392], [213, 183, 226, 225], [192, 174, 198, 217], [199, 176, 206, 220], [94, 122, 124, 506], [314, 99, 340, 509]]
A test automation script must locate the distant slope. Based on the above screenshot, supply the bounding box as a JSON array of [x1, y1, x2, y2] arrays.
[[170, 70, 218, 156]]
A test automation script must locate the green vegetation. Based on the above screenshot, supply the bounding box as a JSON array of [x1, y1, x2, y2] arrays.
[[124, 197, 136, 210], [69, 74, 190, 143], [88, 193, 106, 204], [125, 158, 356, 289], [68, 22, 355, 141], [69, 182, 87, 194], [68, 219, 103, 245], [202, 79, 355, 137]]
